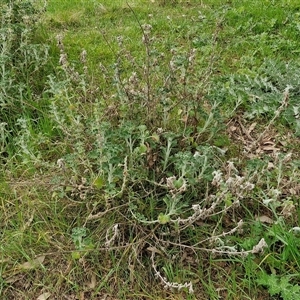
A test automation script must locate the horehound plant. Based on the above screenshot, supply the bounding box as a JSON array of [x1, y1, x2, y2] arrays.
[[0, 0, 49, 150], [42, 8, 299, 296], [45, 35, 273, 294]]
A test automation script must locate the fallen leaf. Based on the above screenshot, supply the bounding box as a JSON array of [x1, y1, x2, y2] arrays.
[[37, 292, 51, 300], [261, 141, 279, 152], [261, 140, 274, 145], [229, 125, 237, 132], [147, 246, 163, 256], [20, 255, 45, 270], [256, 215, 274, 224], [79, 292, 84, 300], [181, 114, 188, 123], [87, 273, 97, 289], [4, 275, 20, 284], [248, 122, 257, 134], [289, 188, 296, 195]]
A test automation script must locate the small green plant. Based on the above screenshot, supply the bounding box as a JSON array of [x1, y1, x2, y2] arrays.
[[71, 227, 94, 259], [257, 273, 300, 300]]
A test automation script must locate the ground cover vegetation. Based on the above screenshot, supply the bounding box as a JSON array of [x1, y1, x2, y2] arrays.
[[1, 0, 300, 299]]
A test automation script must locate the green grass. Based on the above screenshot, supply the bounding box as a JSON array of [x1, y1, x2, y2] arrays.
[[1, 0, 300, 299]]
